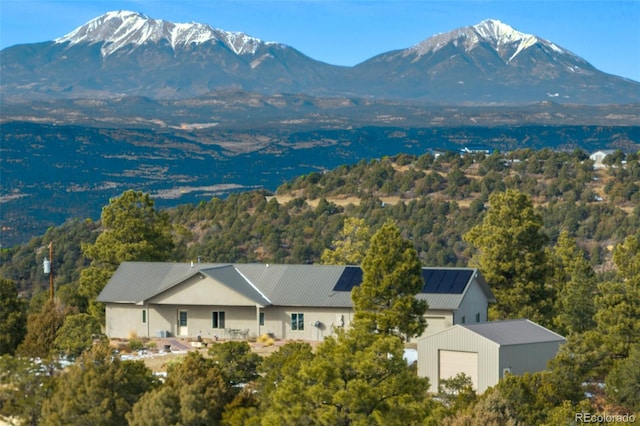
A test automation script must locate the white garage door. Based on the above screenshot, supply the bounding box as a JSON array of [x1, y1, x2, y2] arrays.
[[439, 350, 478, 390]]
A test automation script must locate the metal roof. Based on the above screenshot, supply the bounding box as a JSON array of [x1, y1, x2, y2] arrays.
[[202, 265, 271, 306], [461, 319, 566, 345], [235, 264, 353, 307], [96, 262, 214, 303], [97, 262, 494, 310]]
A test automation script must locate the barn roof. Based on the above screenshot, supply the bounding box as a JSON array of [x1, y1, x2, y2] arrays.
[[461, 319, 566, 345]]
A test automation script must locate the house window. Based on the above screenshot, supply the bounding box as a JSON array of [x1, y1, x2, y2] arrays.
[[142, 310, 146, 324], [179, 311, 188, 327], [259, 312, 265, 326], [476, 313, 481, 323], [461, 315, 466, 324], [291, 313, 304, 331], [212, 311, 225, 329]]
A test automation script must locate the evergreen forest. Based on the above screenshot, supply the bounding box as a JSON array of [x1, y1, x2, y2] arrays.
[[1, 147, 639, 425]]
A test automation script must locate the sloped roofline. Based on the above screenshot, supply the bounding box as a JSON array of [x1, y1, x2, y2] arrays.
[[418, 319, 565, 345], [461, 319, 566, 345], [464, 268, 496, 303], [98, 262, 495, 309]]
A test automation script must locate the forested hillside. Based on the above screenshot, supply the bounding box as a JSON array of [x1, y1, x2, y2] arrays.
[[1, 147, 639, 424], [2, 148, 639, 296]]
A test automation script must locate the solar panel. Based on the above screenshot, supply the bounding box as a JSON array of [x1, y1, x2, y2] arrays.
[[422, 269, 472, 294], [451, 270, 472, 293], [333, 266, 363, 292], [333, 267, 472, 294]]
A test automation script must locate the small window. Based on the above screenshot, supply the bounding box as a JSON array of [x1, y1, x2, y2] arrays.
[[179, 310, 188, 327], [142, 310, 146, 324], [212, 311, 225, 329], [259, 312, 265, 326], [291, 313, 304, 331], [461, 315, 466, 324], [476, 313, 481, 323]]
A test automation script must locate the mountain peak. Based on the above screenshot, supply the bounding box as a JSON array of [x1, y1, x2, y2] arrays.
[[408, 18, 567, 63], [54, 10, 270, 56], [473, 19, 534, 45]]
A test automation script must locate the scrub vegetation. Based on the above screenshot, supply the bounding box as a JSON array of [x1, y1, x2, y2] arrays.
[[1, 147, 639, 424]]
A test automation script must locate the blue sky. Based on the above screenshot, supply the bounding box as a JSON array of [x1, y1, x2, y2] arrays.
[[1, 0, 639, 81]]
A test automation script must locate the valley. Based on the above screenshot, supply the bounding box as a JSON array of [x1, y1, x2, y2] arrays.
[[2, 117, 638, 247]]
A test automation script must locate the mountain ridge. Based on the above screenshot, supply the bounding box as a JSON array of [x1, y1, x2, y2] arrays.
[[54, 10, 276, 56], [2, 11, 638, 104]]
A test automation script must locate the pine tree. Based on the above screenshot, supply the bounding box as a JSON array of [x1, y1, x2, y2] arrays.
[[464, 189, 551, 323], [54, 313, 103, 359], [321, 217, 371, 265], [606, 344, 640, 412], [0, 355, 56, 425], [207, 341, 261, 386], [127, 351, 235, 426], [352, 220, 427, 339], [40, 343, 157, 426], [255, 327, 431, 425], [595, 235, 640, 358], [0, 278, 27, 355], [550, 231, 597, 335], [16, 299, 67, 359], [79, 190, 176, 323]]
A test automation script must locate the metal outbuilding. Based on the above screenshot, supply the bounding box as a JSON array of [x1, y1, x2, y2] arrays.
[[417, 319, 566, 393]]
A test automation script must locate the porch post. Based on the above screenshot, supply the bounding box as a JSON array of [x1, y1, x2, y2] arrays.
[[256, 305, 261, 337]]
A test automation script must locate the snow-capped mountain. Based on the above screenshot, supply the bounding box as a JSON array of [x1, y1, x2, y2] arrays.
[[347, 19, 636, 103], [409, 19, 572, 64], [54, 10, 270, 56], [1, 12, 638, 104], [1, 11, 342, 99]]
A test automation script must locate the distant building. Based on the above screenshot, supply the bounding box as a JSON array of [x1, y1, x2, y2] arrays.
[[590, 150, 616, 168], [417, 319, 565, 393], [97, 262, 495, 341], [426, 148, 445, 158], [460, 145, 494, 155]]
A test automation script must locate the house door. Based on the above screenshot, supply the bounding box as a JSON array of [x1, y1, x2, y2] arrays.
[[178, 310, 188, 336]]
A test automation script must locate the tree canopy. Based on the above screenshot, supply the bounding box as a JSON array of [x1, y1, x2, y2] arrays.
[[83, 190, 175, 268], [464, 189, 551, 323], [321, 217, 371, 265], [79, 190, 177, 323], [41, 343, 157, 426], [16, 299, 67, 359], [250, 327, 431, 425], [127, 351, 236, 426], [0, 278, 27, 356], [352, 220, 427, 339]]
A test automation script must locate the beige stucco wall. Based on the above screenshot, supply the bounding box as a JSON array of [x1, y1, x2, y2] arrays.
[[105, 304, 147, 339], [149, 304, 261, 339], [148, 274, 259, 306], [454, 280, 489, 325], [103, 273, 489, 342], [261, 306, 355, 341], [104, 304, 358, 341], [104, 302, 462, 341], [419, 310, 454, 339]]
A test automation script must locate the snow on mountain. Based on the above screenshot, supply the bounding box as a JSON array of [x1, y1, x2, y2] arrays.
[[407, 19, 573, 63], [54, 10, 273, 56], [5, 13, 636, 104]]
